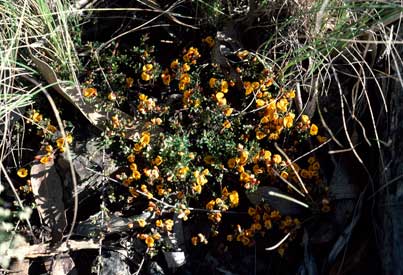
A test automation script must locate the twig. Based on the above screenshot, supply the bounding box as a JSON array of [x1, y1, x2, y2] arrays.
[[133, 253, 147, 275], [16, 240, 99, 259]]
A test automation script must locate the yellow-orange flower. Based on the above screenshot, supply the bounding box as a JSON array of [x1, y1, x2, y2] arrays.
[[128, 187, 139, 197], [127, 154, 135, 163], [151, 117, 162, 125], [202, 36, 215, 47], [170, 59, 179, 70], [215, 92, 225, 101], [221, 187, 229, 197], [142, 64, 153, 72], [263, 150, 272, 160], [252, 81, 260, 90], [17, 168, 28, 178], [132, 170, 141, 180], [161, 70, 171, 85], [45, 145, 53, 153], [301, 114, 310, 124], [227, 158, 237, 169], [310, 124, 318, 136], [276, 98, 289, 113], [264, 219, 272, 229], [156, 219, 163, 227], [220, 80, 229, 93], [40, 155, 51, 164], [141, 72, 151, 81], [108, 92, 117, 101], [194, 170, 208, 186], [139, 93, 148, 101], [140, 131, 151, 146], [133, 143, 143, 152], [237, 50, 249, 60], [300, 169, 310, 179], [177, 166, 189, 178], [209, 77, 217, 88], [286, 90, 296, 99], [272, 154, 282, 164], [208, 212, 222, 223], [192, 236, 199, 246], [224, 107, 233, 116], [283, 113, 295, 128], [32, 112, 43, 123], [307, 156, 316, 164], [183, 47, 201, 63], [137, 219, 147, 227], [129, 163, 138, 172], [280, 171, 289, 179], [244, 81, 254, 96], [165, 219, 174, 231], [269, 132, 279, 140], [46, 124, 57, 133], [198, 233, 208, 244], [253, 164, 263, 174], [182, 63, 191, 72], [252, 223, 262, 231], [145, 236, 154, 247], [256, 130, 266, 140], [256, 99, 265, 108], [270, 210, 281, 220], [248, 207, 256, 216], [204, 155, 214, 165], [222, 120, 231, 129], [83, 87, 97, 97], [317, 135, 327, 143], [240, 172, 250, 182], [239, 150, 249, 165], [206, 200, 215, 210], [126, 77, 134, 88], [237, 165, 245, 173], [240, 236, 250, 246], [229, 191, 239, 207], [179, 73, 191, 90], [193, 184, 202, 194], [153, 156, 163, 166]]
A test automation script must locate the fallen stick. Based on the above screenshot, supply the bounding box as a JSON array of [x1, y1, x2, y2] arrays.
[[13, 240, 99, 259]]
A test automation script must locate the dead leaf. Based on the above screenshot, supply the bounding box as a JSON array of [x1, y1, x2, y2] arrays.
[[28, 46, 141, 140], [30, 156, 67, 243]]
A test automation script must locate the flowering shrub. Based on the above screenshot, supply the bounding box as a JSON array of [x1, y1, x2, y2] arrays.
[[20, 35, 329, 257], [76, 35, 330, 256]]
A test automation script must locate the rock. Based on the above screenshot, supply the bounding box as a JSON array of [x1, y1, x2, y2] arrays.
[[97, 250, 131, 275]]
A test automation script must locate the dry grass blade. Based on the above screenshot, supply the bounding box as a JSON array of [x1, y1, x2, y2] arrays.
[[267, 191, 309, 209], [274, 142, 309, 195], [265, 232, 291, 251]]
